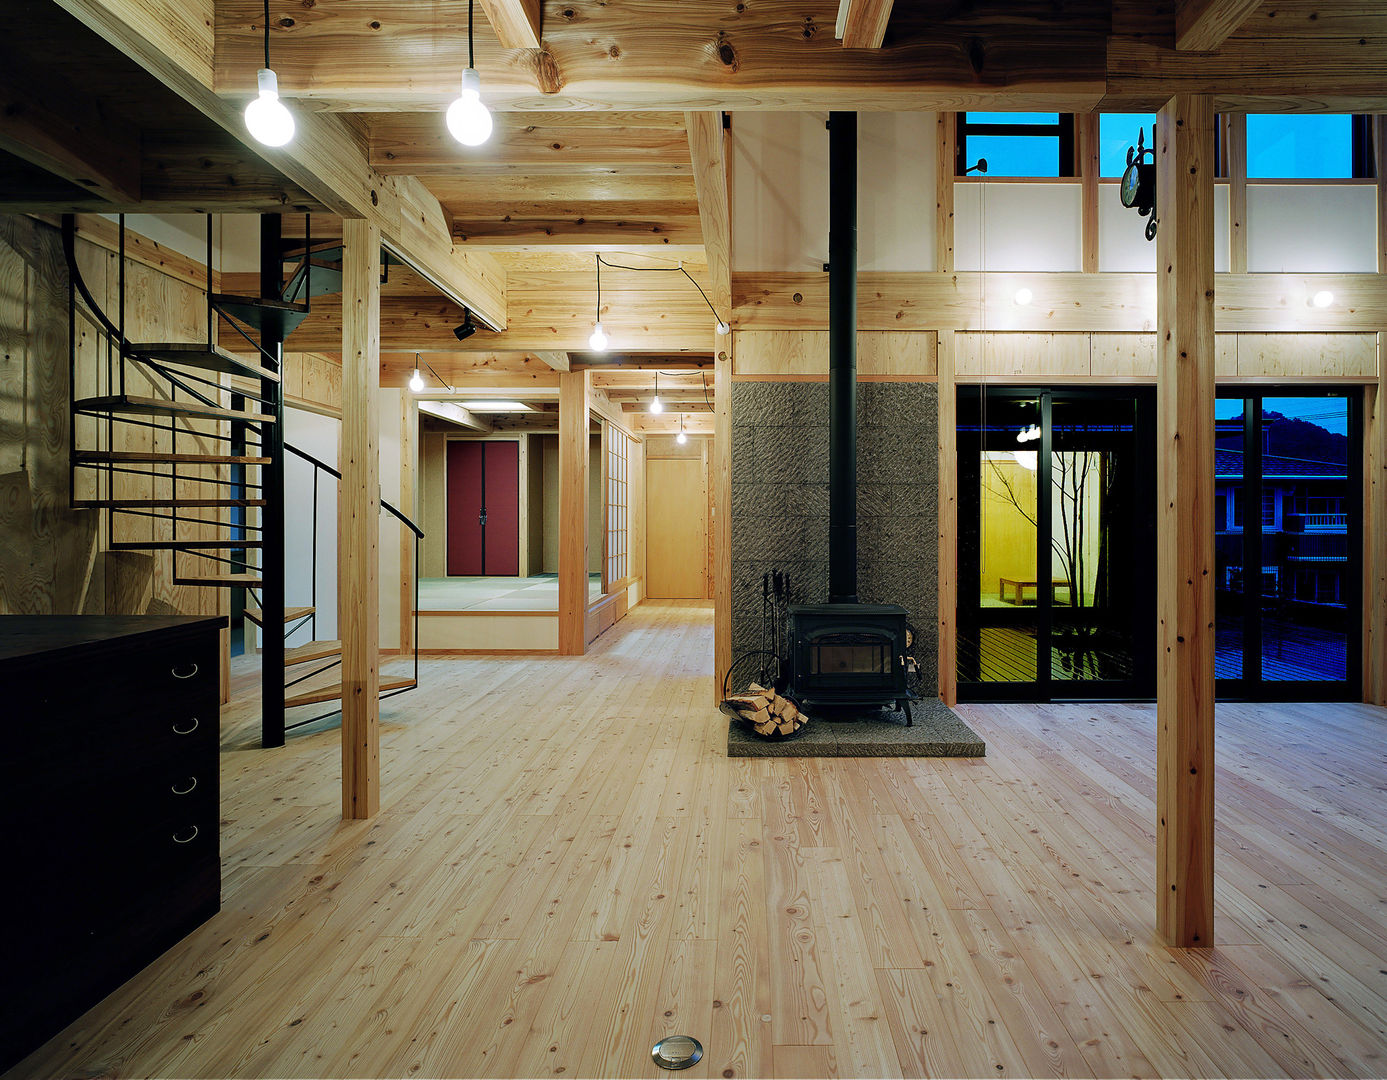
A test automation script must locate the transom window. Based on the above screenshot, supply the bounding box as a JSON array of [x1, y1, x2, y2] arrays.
[[1099, 112, 1157, 178], [1247, 114, 1374, 179], [956, 113, 1075, 178]]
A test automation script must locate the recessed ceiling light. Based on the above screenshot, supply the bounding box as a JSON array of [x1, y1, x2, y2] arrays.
[[1311, 290, 1334, 309], [1014, 287, 1033, 306], [459, 401, 533, 412]]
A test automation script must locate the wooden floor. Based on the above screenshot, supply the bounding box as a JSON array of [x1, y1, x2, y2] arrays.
[[10, 601, 1387, 1079]]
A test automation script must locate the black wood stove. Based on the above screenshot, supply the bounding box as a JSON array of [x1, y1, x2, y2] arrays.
[[784, 112, 916, 725]]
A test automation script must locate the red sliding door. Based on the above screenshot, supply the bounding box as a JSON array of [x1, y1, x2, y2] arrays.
[[446, 440, 520, 576]]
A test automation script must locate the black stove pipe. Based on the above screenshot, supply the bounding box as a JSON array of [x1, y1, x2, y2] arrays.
[[827, 111, 858, 605]]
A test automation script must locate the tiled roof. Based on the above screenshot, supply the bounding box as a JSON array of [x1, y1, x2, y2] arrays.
[[1215, 447, 1347, 479]]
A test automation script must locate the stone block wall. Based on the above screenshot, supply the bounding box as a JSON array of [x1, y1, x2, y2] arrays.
[[730, 381, 939, 696]]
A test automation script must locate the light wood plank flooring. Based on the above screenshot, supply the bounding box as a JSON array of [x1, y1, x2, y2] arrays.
[[8, 601, 1387, 1078]]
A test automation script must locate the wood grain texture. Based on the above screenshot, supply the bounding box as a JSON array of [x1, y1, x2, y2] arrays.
[[686, 111, 731, 321], [1176, 0, 1266, 52], [935, 113, 955, 273], [557, 370, 588, 655], [1079, 112, 1100, 273], [838, 0, 894, 49], [733, 330, 936, 379], [936, 331, 958, 707], [11, 606, 1387, 1079], [1155, 94, 1217, 949], [1226, 113, 1248, 274], [339, 219, 382, 820], [399, 394, 415, 655], [477, 0, 541, 49], [712, 341, 732, 705]]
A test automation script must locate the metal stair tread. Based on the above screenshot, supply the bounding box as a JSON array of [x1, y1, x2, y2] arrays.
[[244, 605, 315, 626], [174, 573, 264, 587], [211, 295, 311, 339], [284, 640, 342, 666], [74, 395, 275, 424], [285, 676, 416, 709], [73, 451, 271, 465], [108, 539, 263, 550], [126, 342, 280, 382]]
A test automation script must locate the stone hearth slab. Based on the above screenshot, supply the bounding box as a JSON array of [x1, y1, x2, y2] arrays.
[[727, 699, 984, 758]]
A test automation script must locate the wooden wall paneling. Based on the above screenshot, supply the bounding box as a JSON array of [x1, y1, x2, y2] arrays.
[[955, 333, 1092, 378], [558, 370, 589, 655], [732, 330, 936, 379], [1365, 376, 1386, 705], [936, 114, 955, 273], [400, 394, 416, 655], [1225, 113, 1248, 274], [713, 338, 731, 702], [339, 219, 382, 821], [630, 432, 646, 597], [1091, 332, 1156, 378], [936, 331, 958, 706], [1155, 93, 1217, 949], [1235, 334, 1378, 379], [1079, 112, 1100, 273]]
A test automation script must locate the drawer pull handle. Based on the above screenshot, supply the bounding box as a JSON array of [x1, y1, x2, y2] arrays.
[[171, 663, 200, 680], [172, 717, 199, 736], [172, 825, 199, 844], [172, 776, 198, 796]]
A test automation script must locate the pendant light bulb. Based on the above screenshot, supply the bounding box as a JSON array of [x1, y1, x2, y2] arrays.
[[409, 368, 425, 393], [676, 416, 687, 444], [650, 395, 663, 414], [447, 68, 493, 147], [588, 321, 609, 352], [245, 68, 295, 147]]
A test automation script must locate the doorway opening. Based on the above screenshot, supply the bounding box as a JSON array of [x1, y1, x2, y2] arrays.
[[1215, 389, 1360, 699], [957, 387, 1157, 701]]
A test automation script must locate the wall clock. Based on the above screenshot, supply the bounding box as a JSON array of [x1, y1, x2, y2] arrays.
[[1122, 125, 1158, 241]]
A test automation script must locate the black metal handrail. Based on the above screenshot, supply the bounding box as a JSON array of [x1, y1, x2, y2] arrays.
[[285, 441, 424, 537]]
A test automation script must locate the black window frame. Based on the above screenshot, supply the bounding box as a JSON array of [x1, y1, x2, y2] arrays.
[[955, 113, 1076, 178]]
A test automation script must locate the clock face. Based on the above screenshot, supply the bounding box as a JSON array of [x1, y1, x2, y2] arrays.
[[1120, 162, 1143, 208]]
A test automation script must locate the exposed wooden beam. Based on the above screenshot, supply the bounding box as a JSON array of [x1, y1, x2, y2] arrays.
[[1176, 0, 1265, 53], [477, 0, 541, 49], [838, 0, 895, 49], [935, 113, 954, 274], [1225, 113, 1247, 274], [399, 395, 416, 655], [1155, 93, 1216, 949], [712, 335, 732, 705], [1078, 112, 1100, 273], [558, 371, 589, 656], [533, 351, 571, 372], [452, 217, 704, 248], [417, 399, 494, 431], [686, 111, 731, 322], [0, 62, 140, 203], [339, 218, 382, 821]]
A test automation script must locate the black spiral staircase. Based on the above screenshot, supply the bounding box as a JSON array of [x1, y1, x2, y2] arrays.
[[63, 213, 421, 748]]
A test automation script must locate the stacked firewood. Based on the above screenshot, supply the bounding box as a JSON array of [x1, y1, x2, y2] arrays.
[[723, 683, 810, 738]]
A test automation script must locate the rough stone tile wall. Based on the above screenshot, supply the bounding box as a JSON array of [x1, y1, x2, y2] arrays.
[[730, 381, 939, 697]]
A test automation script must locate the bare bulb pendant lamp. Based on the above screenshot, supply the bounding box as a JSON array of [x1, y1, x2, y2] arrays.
[[650, 371, 663, 414], [409, 352, 425, 393], [245, 0, 295, 147], [676, 413, 687, 444], [447, 0, 493, 146], [589, 253, 609, 351]]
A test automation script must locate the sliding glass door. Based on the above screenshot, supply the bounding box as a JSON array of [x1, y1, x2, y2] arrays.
[[957, 387, 1157, 701], [1215, 390, 1360, 699]]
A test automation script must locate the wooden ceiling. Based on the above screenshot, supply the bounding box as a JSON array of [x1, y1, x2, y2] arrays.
[[10, 0, 1387, 407]]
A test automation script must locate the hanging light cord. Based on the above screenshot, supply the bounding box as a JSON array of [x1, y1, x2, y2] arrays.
[[420, 355, 454, 392], [595, 252, 602, 322], [263, 0, 271, 68], [596, 253, 725, 326], [468, 0, 476, 69]]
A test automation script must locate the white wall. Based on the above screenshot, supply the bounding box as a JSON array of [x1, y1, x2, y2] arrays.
[[955, 184, 1083, 272], [283, 406, 340, 647], [1247, 184, 1378, 272], [731, 112, 936, 272], [378, 388, 403, 651]]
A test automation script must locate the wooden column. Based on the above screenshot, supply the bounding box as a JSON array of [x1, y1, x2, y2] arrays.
[[1367, 115, 1387, 705], [935, 114, 955, 273], [937, 331, 958, 706], [1155, 94, 1217, 948], [339, 219, 381, 820], [558, 370, 590, 655], [713, 337, 732, 703], [1079, 112, 1100, 273], [1225, 113, 1248, 275], [399, 393, 416, 656]]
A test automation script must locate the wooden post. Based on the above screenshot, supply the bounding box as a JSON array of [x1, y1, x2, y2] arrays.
[[1079, 112, 1100, 273], [713, 337, 732, 702], [399, 393, 416, 656], [935, 114, 955, 273], [1155, 94, 1217, 948], [340, 219, 381, 820], [1365, 379, 1386, 706], [558, 370, 589, 655], [1225, 113, 1248, 275], [937, 331, 958, 707]]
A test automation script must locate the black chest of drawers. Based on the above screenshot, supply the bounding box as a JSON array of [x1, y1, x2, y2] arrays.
[[0, 615, 225, 1072]]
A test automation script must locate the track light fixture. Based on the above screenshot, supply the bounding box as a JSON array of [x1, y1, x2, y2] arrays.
[[453, 309, 478, 341], [447, 0, 493, 146], [244, 0, 295, 147]]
